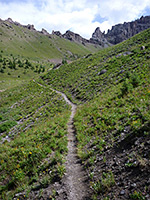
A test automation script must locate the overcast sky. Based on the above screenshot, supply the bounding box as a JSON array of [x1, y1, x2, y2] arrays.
[[0, 0, 150, 38]]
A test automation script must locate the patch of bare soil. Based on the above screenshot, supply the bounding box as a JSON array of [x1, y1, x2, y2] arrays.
[[83, 122, 150, 199], [48, 59, 62, 64]]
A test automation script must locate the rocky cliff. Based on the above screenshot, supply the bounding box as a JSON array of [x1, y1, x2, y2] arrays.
[[63, 30, 89, 45], [91, 15, 150, 45], [52, 29, 110, 47], [90, 27, 110, 47], [52, 30, 90, 45]]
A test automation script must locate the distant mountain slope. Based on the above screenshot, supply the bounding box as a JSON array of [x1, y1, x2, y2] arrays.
[[0, 18, 100, 62], [42, 28, 150, 103], [52, 29, 110, 48], [91, 15, 150, 45]]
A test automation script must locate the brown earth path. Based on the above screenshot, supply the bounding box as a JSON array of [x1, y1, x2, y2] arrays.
[[51, 89, 89, 200], [33, 81, 90, 199]]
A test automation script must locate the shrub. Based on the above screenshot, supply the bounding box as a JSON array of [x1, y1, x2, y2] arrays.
[[121, 78, 133, 95], [131, 73, 141, 87]]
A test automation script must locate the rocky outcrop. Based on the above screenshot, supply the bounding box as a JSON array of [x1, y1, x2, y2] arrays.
[[52, 30, 90, 45], [91, 15, 150, 45], [26, 24, 36, 31], [5, 18, 36, 31], [90, 27, 110, 47], [105, 16, 150, 44], [63, 30, 89, 44], [41, 28, 49, 36], [7, 18, 14, 23], [52, 30, 62, 37]]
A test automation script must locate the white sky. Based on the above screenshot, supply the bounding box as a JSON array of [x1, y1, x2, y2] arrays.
[[0, 0, 150, 39]]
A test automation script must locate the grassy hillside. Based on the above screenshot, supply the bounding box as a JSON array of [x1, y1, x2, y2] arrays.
[[0, 19, 99, 62], [42, 28, 150, 199], [42, 28, 150, 103], [0, 19, 100, 91], [0, 53, 52, 90], [0, 27, 150, 199], [0, 81, 70, 199]]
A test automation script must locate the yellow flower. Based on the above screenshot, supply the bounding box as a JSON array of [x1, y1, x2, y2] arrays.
[[17, 164, 20, 168], [29, 152, 32, 154], [132, 120, 138, 125], [1, 160, 4, 164]]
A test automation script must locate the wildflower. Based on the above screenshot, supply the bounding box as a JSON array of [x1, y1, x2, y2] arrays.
[[1, 160, 4, 164], [17, 164, 20, 168], [132, 120, 138, 125]]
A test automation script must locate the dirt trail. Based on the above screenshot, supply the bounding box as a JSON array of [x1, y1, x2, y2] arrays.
[[32, 82, 89, 199], [52, 89, 89, 200]]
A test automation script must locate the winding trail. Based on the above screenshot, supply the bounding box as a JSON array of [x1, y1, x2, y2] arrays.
[[51, 89, 89, 200], [33, 82, 89, 199]]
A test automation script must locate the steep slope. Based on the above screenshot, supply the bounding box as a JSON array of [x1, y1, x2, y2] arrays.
[[0, 81, 71, 199], [42, 28, 150, 103], [42, 28, 150, 199], [0, 18, 99, 62]]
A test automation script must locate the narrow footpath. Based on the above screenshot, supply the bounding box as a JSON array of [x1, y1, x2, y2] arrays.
[[33, 82, 89, 199], [52, 89, 89, 200]]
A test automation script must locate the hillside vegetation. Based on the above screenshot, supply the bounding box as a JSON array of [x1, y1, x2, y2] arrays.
[[0, 53, 52, 90], [42, 28, 150, 103], [0, 81, 70, 199], [0, 27, 150, 199], [42, 28, 150, 199], [0, 19, 99, 62]]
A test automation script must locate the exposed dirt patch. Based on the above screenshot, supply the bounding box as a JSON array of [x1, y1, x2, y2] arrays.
[[83, 123, 150, 199], [48, 59, 62, 64]]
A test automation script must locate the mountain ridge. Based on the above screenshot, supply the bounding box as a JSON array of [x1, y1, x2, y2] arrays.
[[91, 15, 150, 45], [1, 15, 150, 49], [0, 18, 100, 63]]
